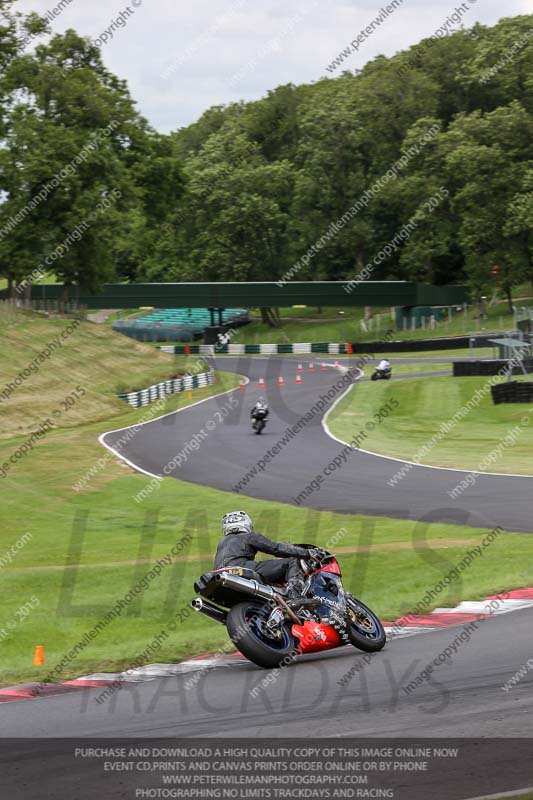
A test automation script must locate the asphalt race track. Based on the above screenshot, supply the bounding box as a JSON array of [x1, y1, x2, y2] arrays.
[[2, 607, 533, 739], [2, 356, 532, 798], [1, 610, 533, 799], [102, 356, 533, 533]]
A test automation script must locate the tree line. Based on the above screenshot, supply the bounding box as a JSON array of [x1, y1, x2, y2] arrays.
[[0, 1, 531, 307]]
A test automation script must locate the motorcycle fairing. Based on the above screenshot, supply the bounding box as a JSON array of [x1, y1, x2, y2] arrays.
[[305, 571, 347, 630], [292, 620, 342, 653]]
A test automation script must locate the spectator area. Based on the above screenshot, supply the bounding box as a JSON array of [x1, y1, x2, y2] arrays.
[[112, 308, 249, 342], [137, 308, 248, 332]]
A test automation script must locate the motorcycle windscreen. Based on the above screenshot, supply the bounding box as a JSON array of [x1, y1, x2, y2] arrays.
[[307, 572, 346, 621]]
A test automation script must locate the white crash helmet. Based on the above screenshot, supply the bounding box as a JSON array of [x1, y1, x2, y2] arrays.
[[222, 511, 253, 535]]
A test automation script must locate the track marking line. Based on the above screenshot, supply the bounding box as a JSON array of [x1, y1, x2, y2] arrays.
[[461, 788, 533, 800], [3, 587, 532, 702], [321, 375, 533, 479], [98, 374, 250, 481]]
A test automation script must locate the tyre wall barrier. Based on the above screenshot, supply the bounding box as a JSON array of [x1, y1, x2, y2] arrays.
[[491, 381, 533, 404], [358, 333, 502, 353], [118, 370, 215, 408], [453, 359, 533, 377]]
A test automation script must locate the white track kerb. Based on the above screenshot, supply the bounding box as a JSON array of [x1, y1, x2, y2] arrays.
[[98, 374, 250, 481], [3, 588, 532, 701], [322, 367, 533, 480]]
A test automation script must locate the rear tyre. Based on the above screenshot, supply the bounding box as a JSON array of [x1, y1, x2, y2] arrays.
[[226, 600, 296, 669], [345, 595, 386, 652]]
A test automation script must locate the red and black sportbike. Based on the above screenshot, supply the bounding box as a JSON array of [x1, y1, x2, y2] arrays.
[[192, 546, 386, 668]]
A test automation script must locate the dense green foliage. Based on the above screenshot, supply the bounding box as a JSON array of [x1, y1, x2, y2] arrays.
[[0, 4, 532, 301]]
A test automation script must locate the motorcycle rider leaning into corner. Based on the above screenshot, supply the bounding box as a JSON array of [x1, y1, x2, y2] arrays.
[[214, 511, 321, 599]]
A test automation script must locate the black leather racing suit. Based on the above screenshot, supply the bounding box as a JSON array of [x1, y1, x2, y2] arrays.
[[214, 531, 308, 586], [251, 404, 269, 420]]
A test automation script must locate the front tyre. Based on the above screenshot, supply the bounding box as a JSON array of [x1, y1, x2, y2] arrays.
[[255, 419, 265, 434], [226, 600, 296, 668], [345, 595, 386, 652]]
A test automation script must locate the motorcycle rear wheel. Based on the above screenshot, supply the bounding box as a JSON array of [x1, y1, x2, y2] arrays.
[[227, 600, 296, 668], [345, 595, 386, 652]]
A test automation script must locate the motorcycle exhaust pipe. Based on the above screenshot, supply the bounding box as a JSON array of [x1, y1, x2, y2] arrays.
[[213, 573, 303, 625], [213, 572, 276, 603], [191, 597, 228, 624]]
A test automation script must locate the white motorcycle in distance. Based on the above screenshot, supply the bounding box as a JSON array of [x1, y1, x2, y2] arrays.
[[371, 359, 392, 381]]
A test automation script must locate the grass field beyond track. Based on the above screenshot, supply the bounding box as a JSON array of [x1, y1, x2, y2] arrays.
[[0, 313, 191, 439], [328, 373, 533, 474]]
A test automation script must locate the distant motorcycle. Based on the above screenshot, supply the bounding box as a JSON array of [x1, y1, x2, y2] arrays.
[[192, 546, 386, 669], [371, 367, 392, 381], [251, 407, 268, 434]]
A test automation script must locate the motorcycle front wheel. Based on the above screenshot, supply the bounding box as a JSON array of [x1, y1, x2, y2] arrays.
[[226, 600, 296, 668], [345, 595, 386, 652], [255, 419, 265, 434]]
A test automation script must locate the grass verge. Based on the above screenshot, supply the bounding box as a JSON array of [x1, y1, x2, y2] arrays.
[[0, 313, 200, 439], [1, 318, 531, 687], [1, 380, 532, 686], [328, 373, 533, 474]]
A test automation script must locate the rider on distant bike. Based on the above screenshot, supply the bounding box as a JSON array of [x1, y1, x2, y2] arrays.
[[250, 397, 269, 422]]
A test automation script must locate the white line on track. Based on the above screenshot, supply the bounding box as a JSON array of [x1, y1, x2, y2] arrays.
[[101, 357, 532, 486], [321, 371, 533, 480], [462, 788, 533, 800], [98, 374, 250, 481]]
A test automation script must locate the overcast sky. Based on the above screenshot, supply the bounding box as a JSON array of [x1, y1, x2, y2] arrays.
[[16, 0, 533, 133]]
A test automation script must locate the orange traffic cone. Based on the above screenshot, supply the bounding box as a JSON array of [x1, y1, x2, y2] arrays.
[[259, 377, 265, 388], [239, 380, 245, 390], [296, 374, 302, 385], [334, 360, 340, 369], [278, 376, 285, 387], [33, 646, 45, 666], [321, 362, 327, 371], [297, 363, 303, 373], [309, 363, 315, 372]]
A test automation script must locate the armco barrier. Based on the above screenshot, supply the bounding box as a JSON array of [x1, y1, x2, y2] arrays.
[[453, 359, 533, 377], [159, 343, 347, 355], [118, 370, 215, 408], [491, 381, 533, 404], [159, 334, 506, 357]]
